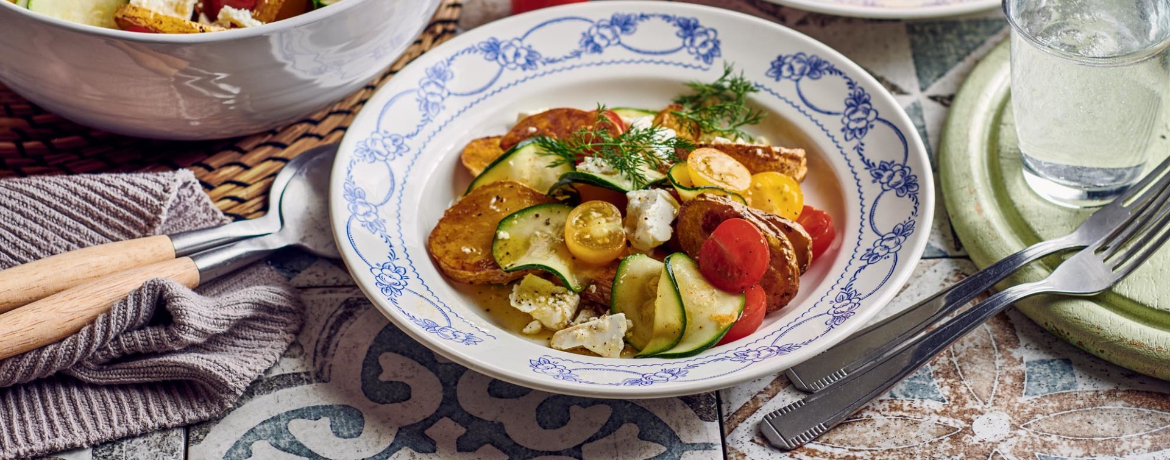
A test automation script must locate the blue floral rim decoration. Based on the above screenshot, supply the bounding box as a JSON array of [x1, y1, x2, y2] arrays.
[[338, 10, 926, 387]]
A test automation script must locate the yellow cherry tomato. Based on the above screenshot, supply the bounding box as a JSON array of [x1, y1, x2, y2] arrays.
[[686, 148, 752, 193], [746, 171, 804, 220], [565, 200, 626, 265]]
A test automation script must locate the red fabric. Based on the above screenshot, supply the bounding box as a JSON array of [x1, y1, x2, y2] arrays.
[[512, 0, 589, 14]]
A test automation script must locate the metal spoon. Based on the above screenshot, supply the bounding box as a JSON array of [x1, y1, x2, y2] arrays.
[[0, 145, 339, 361], [0, 150, 320, 312]]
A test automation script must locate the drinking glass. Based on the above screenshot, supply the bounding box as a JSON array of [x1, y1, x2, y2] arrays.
[[1005, 0, 1170, 208]]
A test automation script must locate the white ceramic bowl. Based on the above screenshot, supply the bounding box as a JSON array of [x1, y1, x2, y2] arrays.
[[0, 0, 442, 140], [333, 1, 933, 398]]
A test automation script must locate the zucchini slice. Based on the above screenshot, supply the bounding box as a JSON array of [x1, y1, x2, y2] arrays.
[[611, 254, 685, 355], [492, 203, 586, 292], [667, 163, 748, 205], [467, 140, 572, 196], [552, 168, 666, 194], [655, 253, 745, 358], [611, 107, 658, 123]]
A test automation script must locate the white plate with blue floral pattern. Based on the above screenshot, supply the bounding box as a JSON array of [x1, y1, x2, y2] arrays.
[[763, 0, 998, 19], [331, 1, 933, 398]]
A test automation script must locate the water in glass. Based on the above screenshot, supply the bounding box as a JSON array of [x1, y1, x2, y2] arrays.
[[1007, 0, 1170, 207]]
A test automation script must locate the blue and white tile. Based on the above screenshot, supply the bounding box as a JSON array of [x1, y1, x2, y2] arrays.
[[188, 288, 723, 459]]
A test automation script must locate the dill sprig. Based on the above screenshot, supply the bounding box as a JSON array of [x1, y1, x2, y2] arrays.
[[534, 106, 694, 189], [671, 64, 765, 142]]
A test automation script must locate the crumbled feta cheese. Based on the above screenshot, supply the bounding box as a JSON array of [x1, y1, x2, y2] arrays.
[[550, 313, 629, 358], [624, 189, 680, 251], [576, 156, 618, 175], [215, 6, 263, 28], [572, 308, 599, 325], [712, 136, 734, 144], [629, 116, 677, 160], [522, 320, 543, 335], [629, 116, 655, 131], [131, 0, 197, 19], [509, 274, 579, 331], [496, 230, 510, 240], [526, 126, 538, 134]]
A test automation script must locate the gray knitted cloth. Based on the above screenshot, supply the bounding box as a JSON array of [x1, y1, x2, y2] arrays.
[[0, 171, 303, 460]]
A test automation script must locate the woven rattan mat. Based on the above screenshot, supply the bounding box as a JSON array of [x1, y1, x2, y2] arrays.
[[0, 0, 461, 220]]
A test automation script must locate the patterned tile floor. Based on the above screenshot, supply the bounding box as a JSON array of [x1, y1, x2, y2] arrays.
[[41, 1, 1170, 458]]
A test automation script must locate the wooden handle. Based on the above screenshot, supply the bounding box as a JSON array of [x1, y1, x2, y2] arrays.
[[0, 258, 199, 361], [0, 235, 175, 313]]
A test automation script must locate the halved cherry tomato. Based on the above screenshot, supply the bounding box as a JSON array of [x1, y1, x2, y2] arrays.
[[593, 109, 626, 134], [565, 201, 626, 265], [718, 284, 766, 345], [698, 218, 770, 292], [576, 184, 628, 211], [797, 205, 835, 261], [687, 148, 752, 193], [746, 171, 803, 220]]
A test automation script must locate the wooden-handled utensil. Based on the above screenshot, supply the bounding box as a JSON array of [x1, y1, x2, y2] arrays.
[[0, 150, 327, 313], [0, 145, 339, 360]]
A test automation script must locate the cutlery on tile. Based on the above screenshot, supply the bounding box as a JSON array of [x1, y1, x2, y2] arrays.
[[0, 145, 340, 361], [785, 154, 1170, 393], [0, 150, 324, 313], [760, 187, 1170, 450]]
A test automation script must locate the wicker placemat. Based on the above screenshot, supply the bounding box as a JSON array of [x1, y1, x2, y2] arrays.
[[0, 0, 462, 220]]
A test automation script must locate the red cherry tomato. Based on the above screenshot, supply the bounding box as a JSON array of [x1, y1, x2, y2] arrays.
[[698, 218, 770, 292], [512, 0, 588, 14], [797, 206, 836, 262], [718, 285, 766, 345], [594, 109, 626, 133], [202, 0, 258, 21]]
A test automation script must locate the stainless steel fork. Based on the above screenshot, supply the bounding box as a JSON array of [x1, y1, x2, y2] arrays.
[[785, 153, 1170, 392], [760, 188, 1170, 450]]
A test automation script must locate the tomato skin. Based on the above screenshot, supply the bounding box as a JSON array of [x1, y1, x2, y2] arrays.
[[718, 285, 766, 345], [698, 218, 770, 292], [797, 206, 835, 261], [576, 184, 628, 211], [594, 109, 626, 133], [565, 201, 626, 265], [687, 148, 752, 193], [746, 172, 804, 220]]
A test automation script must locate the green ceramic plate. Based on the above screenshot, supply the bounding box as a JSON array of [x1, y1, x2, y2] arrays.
[[940, 40, 1170, 380]]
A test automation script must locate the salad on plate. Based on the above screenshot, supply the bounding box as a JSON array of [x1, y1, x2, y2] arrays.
[[8, 0, 339, 32], [427, 66, 836, 359]]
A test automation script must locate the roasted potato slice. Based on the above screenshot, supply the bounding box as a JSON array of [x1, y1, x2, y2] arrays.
[[460, 136, 505, 176], [427, 181, 557, 285], [677, 195, 802, 312], [744, 208, 813, 273], [114, 4, 225, 33], [687, 142, 808, 182], [652, 104, 701, 142], [500, 108, 609, 151], [251, 0, 285, 23]]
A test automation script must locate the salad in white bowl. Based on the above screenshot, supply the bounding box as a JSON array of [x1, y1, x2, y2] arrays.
[[6, 0, 341, 32]]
